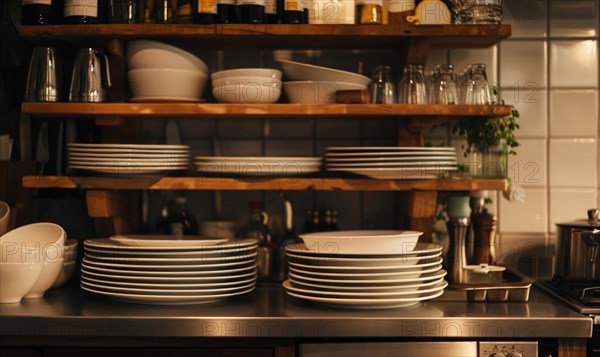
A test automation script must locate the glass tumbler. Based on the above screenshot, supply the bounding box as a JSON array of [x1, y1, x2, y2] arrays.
[[461, 0, 503, 24], [462, 63, 492, 105], [25, 47, 62, 102], [430, 64, 458, 104], [370, 65, 395, 104], [398, 64, 427, 104]]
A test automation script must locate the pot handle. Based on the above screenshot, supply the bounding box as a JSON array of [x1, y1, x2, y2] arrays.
[[577, 228, 600, 264]]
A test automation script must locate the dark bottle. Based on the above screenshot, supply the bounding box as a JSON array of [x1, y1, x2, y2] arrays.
[[236, 0, 264, 23], [177, 0, 193, 23], [217, 0, 236, 23], [193, 0, 216, 23], [22, 0, 60, 25], [63, 0, 105, 23], [281, 0, 302, 23], [108, 0, 138, 23], [155, 0, 177, 23], [166, 196, 198, 237], [302, 6, 307, 23], [264, 0, 277, 23]]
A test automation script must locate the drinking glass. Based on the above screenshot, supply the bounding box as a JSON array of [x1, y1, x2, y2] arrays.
[[398, 64, 427, 104], [430, 64, 458, 104], [462, 63, 491, 105], [24, 47, 62, 102], [461, 0, 503, 24], [69, 48, 112, 102], [370, 65, 395, 104]]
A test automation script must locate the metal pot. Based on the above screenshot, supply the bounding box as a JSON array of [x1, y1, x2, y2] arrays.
[[555, 209, 600, 281]]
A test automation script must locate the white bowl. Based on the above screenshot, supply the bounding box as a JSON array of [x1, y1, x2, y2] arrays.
[[0, 201, 9, 236], [200, 221, 237, 239], [212, 77, 282, 103], [211, 68, 282, 81], [277, 59, 371, 86], [128, 68, 208, 102], [51, 261, 76, 289], [0, 222, 66, 263], [283, 81, 367, 104], [0, 261, 44, 303], [127, 40, 208, 73], [24, 257, 64, 298], [299, 230, 423, 255]]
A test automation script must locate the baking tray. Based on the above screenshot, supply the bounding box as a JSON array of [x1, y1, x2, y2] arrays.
[[438, 269, 534, 302]]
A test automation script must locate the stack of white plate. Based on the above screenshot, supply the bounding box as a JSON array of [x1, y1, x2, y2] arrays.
[[325, 146, 459, 180], [81, 236, 258, 305], [283, 231, 447, 309], [68, 143, 190, 175], [194, 156, 322, 177]]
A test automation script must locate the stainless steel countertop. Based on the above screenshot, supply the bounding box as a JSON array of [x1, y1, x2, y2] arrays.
[[0, 285, 593, 339]]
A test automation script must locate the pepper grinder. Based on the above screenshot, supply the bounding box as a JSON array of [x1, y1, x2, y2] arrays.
[[471, 209, 498, 265], [446, 196, 471, 284]]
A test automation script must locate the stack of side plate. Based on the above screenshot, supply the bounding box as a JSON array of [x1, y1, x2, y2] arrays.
[[325, 147, 459, 180], [81, 236, 258, 305], [68, 143, 190, 175], [194, 156, 322, 177], [283, 242, 447, 309]]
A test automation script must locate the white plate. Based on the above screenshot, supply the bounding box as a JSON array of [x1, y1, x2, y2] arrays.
[[82, 267, 256, 284], [130, 96, 203, 102], [84, 244, 256, 257], [69, 143, 190, 150], [326, 161, 457, 168], [81, 276, 255, 295], [283, 279, 447, 298], [326, 147, 456, 152], [284, 288, 444, 309], [82, 256, 256, 270], [109, 235, 228, 247], [85, 237, 257, 251], [287, 252, 441, 269], [289, 268, 446, 285], [328, 167, 457, 180], [70, 156, 189, 162], [195, 156, 321, 162], [69, 165, 189, 174], [69, 148, 190, 154], [81, 284, 255, 305], [298, 230, 422, 255], [69, 152, 190, 158], [81, 262, 257, 278], [289, 275, 446, 292], [325, 155, 457, 162], [288, 258, 443, 273], [289, 264, 442, 280], [285, 242, 442, 257], [69, 160, 189, 166], [194, 163, 321, 176], [277, 59, 370, 86], [84, 251, 257, 264], [82, 271, 257, 289], [325, 152, 455, 158]]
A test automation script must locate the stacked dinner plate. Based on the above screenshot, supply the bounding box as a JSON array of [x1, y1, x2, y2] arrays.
[[325, 146, 459, 180], [68, 143, 190, 175], [194, 156, 322, 177], [81, 235, 258, 305], [283, 231, 447, 309]]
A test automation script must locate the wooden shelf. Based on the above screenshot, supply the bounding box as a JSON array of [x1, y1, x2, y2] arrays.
[[22, 103, 513, 118], [23, 176, 508, 191], [20, 24, 511, 49]]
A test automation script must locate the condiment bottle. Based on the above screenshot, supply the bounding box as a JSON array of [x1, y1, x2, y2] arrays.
[[355, 0, 383, 24], [237, 0, 265, 23]]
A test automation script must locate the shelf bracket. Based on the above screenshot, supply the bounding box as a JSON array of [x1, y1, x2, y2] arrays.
[[86, 190, 139, 236]]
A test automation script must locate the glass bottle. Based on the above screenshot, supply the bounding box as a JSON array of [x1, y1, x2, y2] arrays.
[[239, 201, 272, 247], [265, 0, 278, 23], [139, 0, 154, 22], [63, 0, 106, 23], [108, 0, 139, 23], [355, 0, 383, 24], [282, 0, 303, 23], [217, 0, 236, 22], [155, 0, 177, 22], [22, 0, 61, 25], [398, 64, 427, 104], [430, 64, 458, 104], [193, 0, 217, 23], [168, 196, 198, 237], [177, 0, 193, 22], [370, 65, 395, 104], [237, 0, 265, 23]]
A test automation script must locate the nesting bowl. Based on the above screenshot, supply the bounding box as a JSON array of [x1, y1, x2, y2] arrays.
[[128, 68, 209, 102], [0, 201, 9, 236], [211, 68, 282, 81], [0, 260, 45, 303], [298, 230, 423, 255], [127, 40, 208, 73], [212, 76, 282, 103]]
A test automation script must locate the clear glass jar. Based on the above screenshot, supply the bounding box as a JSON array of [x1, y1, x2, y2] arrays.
[[460, 0, 503, 25], [398, 64, 427, 104], [462, 63, 492, 105], [370, 65, 395, 104], [430, 64, 458, 104]]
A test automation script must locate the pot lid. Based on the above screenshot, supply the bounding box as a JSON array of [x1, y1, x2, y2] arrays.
[[556, 209, 600, 228]]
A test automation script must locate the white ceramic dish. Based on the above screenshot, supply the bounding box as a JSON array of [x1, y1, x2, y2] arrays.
[[277, 60, 370, 86], [287, 252, 441, 269], [298, 230, 422, 255], [194, 162, 321, 177], [325, 155, 457, 162], [81, 276, 255, 295], [0, 261, 45, 303], [51, 261, 76, 288], [286, 242, 442, 257], [130, 96, 205, 102], [326, 161, 457, 168], [289, 264, 441, 281], [82, 255, 256, 270], [288, 258, 443, 273], [24, 257, 64, 298], [127, 40, 209, 73], [81, 284, 255, 305], [283, 81, 367, 104], [195, 156, 321, 162], [81, 262, 257, 279], [284, 288, 444, 309], [85, 237, 256, 251], [212, 78, 281, 103], [285, 252, 442, 267], [128, 68, 208, 102], [69, 152, 190, 158], [84, 245, 255, 257], [81, 269, 256, 287], [0, 222, 65, 263], [69, 160, 189, 167], [69, 143, 190, 150], [328, 167, 457, 180], [327, 147, 456, 152], [69, 165, 189, 174], [289, 269, 447, 285], [69, 156, 189, 163], [289, 276, 446, 292], [68, 149, 190, 155], [211, 68, 282, 81], [325, 152, 456, 158], [283, 279, 448, 298], [0, 201, 9, 236], [109, 235, 228, 247], [84, 250, 257, 264]]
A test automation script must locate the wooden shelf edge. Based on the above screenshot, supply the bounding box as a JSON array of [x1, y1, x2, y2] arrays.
[[23, 176, 508, 191], [21, 103, 513, 118]]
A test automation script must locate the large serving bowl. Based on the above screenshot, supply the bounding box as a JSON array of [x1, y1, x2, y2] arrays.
[[277, 60, 371, 86], [0, 201, 9, 236], [127, 40, 208, 73], [212, 76, 282, 103], [51, 260, 77, 289], [25, 257, 64, 298], [211, 68, 282, 81], [298, 230, 423, 255], [128, 68, 209, 102], [283, 81, 367, 104], [0, 261, 45, 303]]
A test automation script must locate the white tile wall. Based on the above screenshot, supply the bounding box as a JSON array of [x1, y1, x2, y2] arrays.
[[549, 40, 599, 88], [449, 46, 498, 84], [502, 0, 548, 38], [497, 233, 549, 270], [508, 139, 547, 187], [549, 138, 597, 187], [499, 41, 547, 89], [500, 88, 547, 138], [550, 90, 599, 137], [549, 0, 599, 38], [549, 188, 598, 233], [499, 188, 548, 233]]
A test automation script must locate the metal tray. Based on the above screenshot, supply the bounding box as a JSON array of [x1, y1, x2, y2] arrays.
[[439, 269, 534, 302]]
